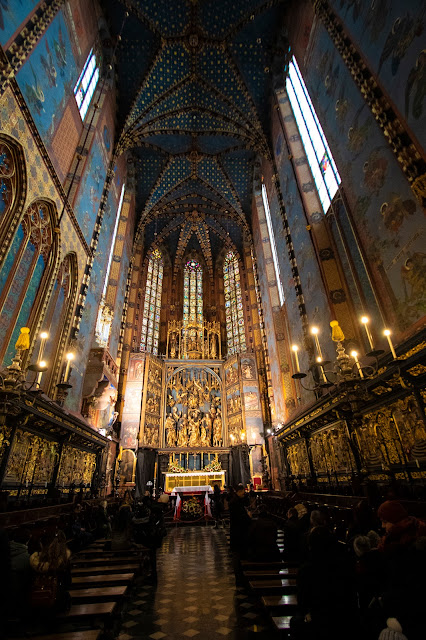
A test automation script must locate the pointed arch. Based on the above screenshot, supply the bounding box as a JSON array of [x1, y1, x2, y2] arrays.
[[0, 198, 59, 366], [140, 247, 163, 355], [0, 134, 27, 270], [37, 252, 78, 393], [223, 249, 246, 355]]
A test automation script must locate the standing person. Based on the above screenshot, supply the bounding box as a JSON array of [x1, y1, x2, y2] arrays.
[[9, 529, 32, 617], [211, 484, 224, 527], [30, 531, 71, 613], [247, 505, 280, 561], [229, 485, 251, 584]]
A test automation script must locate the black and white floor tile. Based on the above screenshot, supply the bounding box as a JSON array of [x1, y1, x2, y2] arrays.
[[118, 526, 275, 639]]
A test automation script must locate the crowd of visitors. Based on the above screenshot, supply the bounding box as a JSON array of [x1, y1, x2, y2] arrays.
[[228, 488, 426, 640], [0, 494, 168, 638]]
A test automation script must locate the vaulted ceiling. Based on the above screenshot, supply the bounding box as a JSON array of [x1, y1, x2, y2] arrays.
[[103, 0, 287, 266]]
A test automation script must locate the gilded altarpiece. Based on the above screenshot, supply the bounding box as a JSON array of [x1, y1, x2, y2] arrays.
[[139, 355, 162, 448], [120, 353, 146, 451], [163, 364, 223, 449]]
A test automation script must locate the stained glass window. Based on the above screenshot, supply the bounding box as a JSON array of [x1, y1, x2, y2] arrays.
[[261, 183, 285, 306], [140, 248, 163, 355], [224, 250, 246, 355], [74, 48, 100, 121], [286, 56, 341, 213], [183, 259, 202, 326]]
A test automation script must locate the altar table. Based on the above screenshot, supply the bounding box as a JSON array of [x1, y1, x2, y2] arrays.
[[164, 470, 225, 492]]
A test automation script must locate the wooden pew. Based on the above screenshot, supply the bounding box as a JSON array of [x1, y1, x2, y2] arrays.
[[72, 563, 139, 576], [56, 601, 117, 622], [272, 615, 292, 634], [243, 568, 298, 578], [71, 573, 135, 588], [72, 555, 140, 566], [16, 632, 101, 640], [261, 594, 298, 614], [69, 586, 127, 603], [249, 578, 297, 593]]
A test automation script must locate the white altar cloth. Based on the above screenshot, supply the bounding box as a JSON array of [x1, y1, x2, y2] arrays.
[[171, 485, 213, 495]]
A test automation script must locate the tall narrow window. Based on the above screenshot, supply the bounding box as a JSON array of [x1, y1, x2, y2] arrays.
[[95, 183, 125, 347], [286, 56, 341, 213], [224, 250, 246, 355], [261, 183, 285, 306], [140, 248, 163, 355], [74, 48, 100, 121], [183, 259, 203, 326]]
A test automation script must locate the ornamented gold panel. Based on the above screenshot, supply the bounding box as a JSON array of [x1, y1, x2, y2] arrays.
[[287, 439, 310, 476], [309, 423, 355, 476], [163, 365, 222, 448], [56, 444, 96, 486], [4, 429, 59, 485], [140, 355, 163, 448]]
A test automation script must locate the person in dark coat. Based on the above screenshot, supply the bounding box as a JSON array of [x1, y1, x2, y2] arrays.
[[247, 506, 280, 561], [9, 529, 32, 616], [229, 486, 251, 583], [0, 528, 10, 640], [377, 500, 426, 639], [291, 526, 358, 640]]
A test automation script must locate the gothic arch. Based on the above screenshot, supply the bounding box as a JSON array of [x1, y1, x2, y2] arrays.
[[0, 134, 27, 271], [0, 198, 59, 366]]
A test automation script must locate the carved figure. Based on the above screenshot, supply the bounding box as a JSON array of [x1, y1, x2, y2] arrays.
[[213, 409, 222, 447], [200, 424, 210, 447], [203, 413, 212, 442], [170, 332, 177, 358], [165, 413, 176, 447], [177, 414, 188, 447], [188, 415, 200, 447], [210, 335, 217, 359]]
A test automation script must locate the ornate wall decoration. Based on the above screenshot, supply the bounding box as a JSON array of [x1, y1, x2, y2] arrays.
[[4, 429, 59, 485], [309, 423, 355, 476], [163, 364, 222, 449], [287, 439, 310, 476], [140, 355, 163, 448], [56, 443, 96, 486]]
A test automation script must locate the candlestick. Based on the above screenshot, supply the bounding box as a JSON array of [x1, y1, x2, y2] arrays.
[[351, 351, 364, 379], [383, 329, 397, 359], [63, 352, 74, 382], [310, 326, 323, 360], [360, 316, 374, 351], [318, 364, 328, 384], [38, 331, 49, 362], [36, 360, 47, 386], [291, 345, 300, 372]]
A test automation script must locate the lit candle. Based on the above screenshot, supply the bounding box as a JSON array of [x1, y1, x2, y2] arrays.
[[291, 344, 300, 372], [360, 316, 374, 351], [351, 351, 364, 379], [63, 352, 74, 382], [310, 326, 323, 360], [317, 359, 328, 384], [38, 331, 49, 362], [383, 329, 397, 359], [36, 360, 47, 386]]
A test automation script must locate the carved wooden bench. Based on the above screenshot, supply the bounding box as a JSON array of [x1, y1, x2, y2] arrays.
[[56, 601, 117, 622], [261, 594, 298, 611], [249, 578, 297, 592], [71, 573, 135, 587], [16, 631, 101, 640], [69, 586, 128, 602], [243, 568, 298, 578], [72, 563, 140, 575], [272, 615, 292, 633], [72, 555, 140, 566]]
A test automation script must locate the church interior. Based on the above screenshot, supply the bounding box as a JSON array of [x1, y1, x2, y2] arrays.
[[0, 0, 426, 639]]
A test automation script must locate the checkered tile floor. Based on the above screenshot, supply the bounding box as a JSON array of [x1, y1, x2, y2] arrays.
[[119, 526, 274, 639]]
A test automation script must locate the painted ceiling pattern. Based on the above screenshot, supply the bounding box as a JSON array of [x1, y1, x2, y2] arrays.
[[104, 0, 286, 267]]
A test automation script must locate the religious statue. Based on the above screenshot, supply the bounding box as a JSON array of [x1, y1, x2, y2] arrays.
[[170, 332, 177, 358], [210, 335, 217, 359], [203, 412, 212, 443], [188, 414, 201, 447], [177, 414, 188, 447], [165, 413, 177, 447], [200, 424, 210, 447], [213, 408, 222, 447]]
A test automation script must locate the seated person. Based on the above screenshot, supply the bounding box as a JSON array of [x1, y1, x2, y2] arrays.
[[30, 531, 71, 613], [9, 528, 32, 617]]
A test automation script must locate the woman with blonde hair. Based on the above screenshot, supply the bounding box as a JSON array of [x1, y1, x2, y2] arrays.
[[30, 530, 71, 612]]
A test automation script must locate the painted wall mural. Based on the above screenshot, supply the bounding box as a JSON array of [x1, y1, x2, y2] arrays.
[[73, 139, 108, 245], [329, 0, 426, 151], [0, 0, 39, 47], [304, 21, 426, 333], [15, 8, 80, 149]]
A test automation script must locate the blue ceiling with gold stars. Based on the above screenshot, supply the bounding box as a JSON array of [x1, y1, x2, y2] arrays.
[[103, 0, 287, 264]]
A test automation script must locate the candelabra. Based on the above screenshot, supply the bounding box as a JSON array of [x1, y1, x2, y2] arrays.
[[291, 320, 402, 403]]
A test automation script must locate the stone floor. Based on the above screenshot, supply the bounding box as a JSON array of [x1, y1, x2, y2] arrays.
[[118, 525, 275, 639]]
